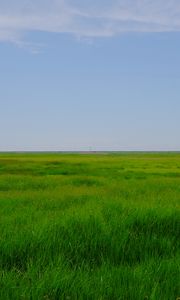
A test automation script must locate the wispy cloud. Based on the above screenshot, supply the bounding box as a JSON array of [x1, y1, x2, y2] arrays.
[[0, 0, 180, 44]]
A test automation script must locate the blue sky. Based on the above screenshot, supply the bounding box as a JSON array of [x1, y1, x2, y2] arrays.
[[0, 0, 180, 151]]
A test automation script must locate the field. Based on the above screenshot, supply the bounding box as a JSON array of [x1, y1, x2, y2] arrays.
[[0, 152, 179, 300]]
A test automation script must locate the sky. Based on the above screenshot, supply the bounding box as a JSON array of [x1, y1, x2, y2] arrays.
[[0, 0, 180, 151]]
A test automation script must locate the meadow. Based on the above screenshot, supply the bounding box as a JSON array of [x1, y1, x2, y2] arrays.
[[0, 152, 179, 300]]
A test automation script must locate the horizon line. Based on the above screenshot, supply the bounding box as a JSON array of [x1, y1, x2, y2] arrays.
[[0, 150, 179, 154]]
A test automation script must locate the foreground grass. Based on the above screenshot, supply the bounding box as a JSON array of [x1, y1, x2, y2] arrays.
[[0, 152, 179, 299]]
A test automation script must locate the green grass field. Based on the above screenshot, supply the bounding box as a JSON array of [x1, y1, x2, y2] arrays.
[[0, 152, 179, 300]]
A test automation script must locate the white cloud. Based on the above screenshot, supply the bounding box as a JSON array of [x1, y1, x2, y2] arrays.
[[0, 0, 180, 44]]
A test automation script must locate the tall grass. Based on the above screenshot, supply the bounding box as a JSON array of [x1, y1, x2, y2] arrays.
[[0, 153, 179, 299]]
